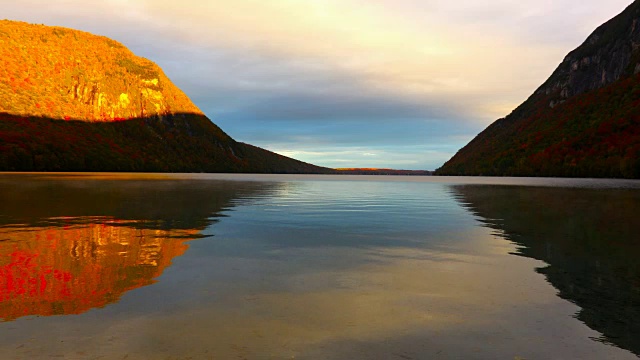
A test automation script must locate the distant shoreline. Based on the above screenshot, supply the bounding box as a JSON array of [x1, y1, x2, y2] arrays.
[[334, 169, 433, 176]]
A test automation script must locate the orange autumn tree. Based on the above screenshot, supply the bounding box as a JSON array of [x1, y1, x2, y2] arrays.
[[0, 20, 202, 121]]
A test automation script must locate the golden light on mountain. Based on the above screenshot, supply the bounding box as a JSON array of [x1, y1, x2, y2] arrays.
[[0, 20, 202, 122]]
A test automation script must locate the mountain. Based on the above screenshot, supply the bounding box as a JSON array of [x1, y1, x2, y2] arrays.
[[437, 1, 640, 178], [0, 20, 332, 173]]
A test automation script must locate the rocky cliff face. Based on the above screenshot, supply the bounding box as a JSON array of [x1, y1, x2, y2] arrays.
[[0, 20, 201, 121], [437, 1, 640, 178], [536, 1, 640, 108]]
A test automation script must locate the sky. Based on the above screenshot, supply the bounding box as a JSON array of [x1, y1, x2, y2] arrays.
[[0, 0, 634, 170]]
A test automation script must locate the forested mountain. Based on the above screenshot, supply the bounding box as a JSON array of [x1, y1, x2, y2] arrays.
[[437, 1, 640, 178], [0, 20, 332, 173]]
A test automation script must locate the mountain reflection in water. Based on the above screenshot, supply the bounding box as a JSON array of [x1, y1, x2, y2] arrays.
[[0, 174, 638, 359], [0, 223, 196, 320], [0, 175, 274, 321], [451, 185, 640, 356]]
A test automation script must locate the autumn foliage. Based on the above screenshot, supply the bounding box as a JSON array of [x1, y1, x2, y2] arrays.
[[437, 75, 640, 178], [0, 20, 201, 121]]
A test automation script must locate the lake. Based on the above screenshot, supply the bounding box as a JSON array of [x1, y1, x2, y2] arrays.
[[0, 173, 639, 359]]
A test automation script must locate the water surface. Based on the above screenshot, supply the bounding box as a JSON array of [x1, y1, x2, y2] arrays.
[[0, 173, 638, 359]]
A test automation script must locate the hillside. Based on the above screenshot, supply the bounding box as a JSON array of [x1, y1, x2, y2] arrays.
[[0, 20, 332, 173], [437, 1, 640, 178]]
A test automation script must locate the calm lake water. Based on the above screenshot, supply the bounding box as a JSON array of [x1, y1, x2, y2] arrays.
[[0, 173, 639, 359]]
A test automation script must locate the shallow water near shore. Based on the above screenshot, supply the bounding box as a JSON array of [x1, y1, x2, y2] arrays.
[[0, 173, 639, 359]]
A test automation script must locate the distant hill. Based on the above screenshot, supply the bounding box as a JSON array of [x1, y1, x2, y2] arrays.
[[437, 1, 640, 178], [335, 168, 432, 175], [0, 20, 332, 173]]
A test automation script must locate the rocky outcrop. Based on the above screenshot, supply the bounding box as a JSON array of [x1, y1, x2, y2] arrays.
[[0, 20, 201, 121], [535, 2, 640, 108]]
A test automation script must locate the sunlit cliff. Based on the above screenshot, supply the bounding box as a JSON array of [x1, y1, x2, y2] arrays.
[[0, 20, 202, 121]]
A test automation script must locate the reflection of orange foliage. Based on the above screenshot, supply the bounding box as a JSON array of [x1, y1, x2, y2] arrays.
[[0, 222, 196, 321], [0, 251, 72, 309]]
